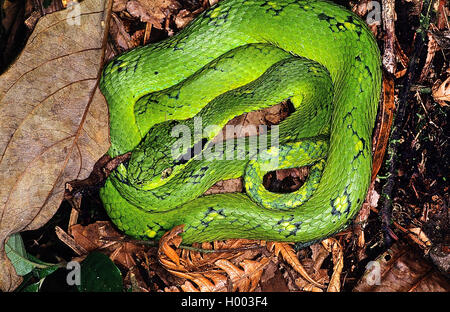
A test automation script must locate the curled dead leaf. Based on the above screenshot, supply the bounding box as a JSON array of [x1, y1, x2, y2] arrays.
[[371, 73, 395, 181], [159, 227, 263, 270], [268, 242, 325, 289], [321, 238, 344, 292], [158, 224, 184, 269], [174, 271, 229, 292], [432, 76, 450, 107], [407, 227, 432, 247], [174, 9, 195, 29], [215, 257, 271, 292]]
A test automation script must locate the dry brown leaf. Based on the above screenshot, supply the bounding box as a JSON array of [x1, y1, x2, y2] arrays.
[[174, 9, 195, 29], [111, 12, 133, 50], [164, 285, 181, 292], [180, 239, 263, 272], [158, 224, 184, 269], [200, 272, 229, 291], [126, 0, 181, 30], [371, 73, 395, 181], [268, 242, 324, 289], [215, 257, 271, 292], [165, 269, 227, 291], [353, 243, 450, 292], [157, 226, 271, 291], [186, 272, 228, 292], [310, 243, 331, 272], [69, 221, 146, 269], [0, 0, 111, 291], [432, 76, 450, 107], [160, 235, 263, 274], [179, 280, 200, 292], [258, 258, 288, 291], [203, 178, 243, 195], [321, 238, 344, 292], [418, 31, 440, 83], [158, 225, 264, 273], [112, 0, 128, 12], [179, 280, 201, 292]]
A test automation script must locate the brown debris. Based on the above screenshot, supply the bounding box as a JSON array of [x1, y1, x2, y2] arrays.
[[154, 226, 354, 292], [419, 28, 442, 83], [65, 152, 131, 201], [126, 0, 181, 29]]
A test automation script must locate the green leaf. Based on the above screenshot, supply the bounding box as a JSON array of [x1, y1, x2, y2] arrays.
[[27, 254, 60, 279], [5, 233, 61, 281], [5, 233, 34, 276], [78, 252, 123, 292]]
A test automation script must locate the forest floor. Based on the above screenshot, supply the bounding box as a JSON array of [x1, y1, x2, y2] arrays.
[[0, 0, 448, 292]]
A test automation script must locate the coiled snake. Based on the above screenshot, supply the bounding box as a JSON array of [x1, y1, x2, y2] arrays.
[[99, 0, 381, 245]]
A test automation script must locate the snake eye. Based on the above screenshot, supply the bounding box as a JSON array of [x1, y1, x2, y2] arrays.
[[161, 167, 173, 179]]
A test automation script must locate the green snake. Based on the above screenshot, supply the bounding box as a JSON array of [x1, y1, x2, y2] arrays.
[[99, 0, 381, 245]]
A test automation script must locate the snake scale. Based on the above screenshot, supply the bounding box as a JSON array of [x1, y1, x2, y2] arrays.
[[99, 0, 381, 245]]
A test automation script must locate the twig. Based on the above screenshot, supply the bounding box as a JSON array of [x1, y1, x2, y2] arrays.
[[64, 152, 131, 200], [178, 243, 265, 254], [381, 0, 396, 74]]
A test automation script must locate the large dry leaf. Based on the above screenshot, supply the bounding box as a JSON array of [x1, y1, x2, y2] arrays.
[[353, 243, 450, 292], [0, 0, 111, 291]]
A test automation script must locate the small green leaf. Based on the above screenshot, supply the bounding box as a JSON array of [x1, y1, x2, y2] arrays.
[[78, 252, 123, 292], [22, 280, 43, 292], [27, 254, 60, 279]]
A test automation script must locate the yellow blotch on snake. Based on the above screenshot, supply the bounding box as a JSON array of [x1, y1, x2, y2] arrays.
[[333, 195, 349, 214], [210, 7, 222, 18]]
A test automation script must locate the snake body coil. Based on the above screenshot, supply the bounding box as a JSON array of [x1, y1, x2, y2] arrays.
[[99, 0, 381, 244]]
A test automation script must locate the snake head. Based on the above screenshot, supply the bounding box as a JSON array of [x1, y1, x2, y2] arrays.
[[126, 125, 180, 189], [127, 144, 179, 190], [127, 153, 177, 190]]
